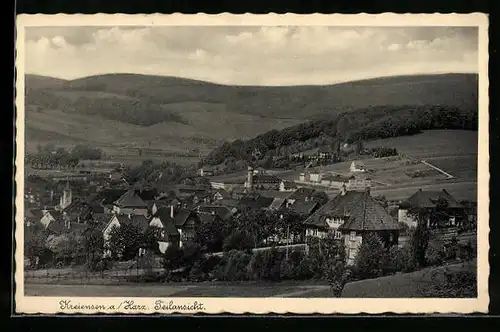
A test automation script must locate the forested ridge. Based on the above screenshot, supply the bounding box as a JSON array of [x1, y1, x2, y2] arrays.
[[204, 105, 478, 166]]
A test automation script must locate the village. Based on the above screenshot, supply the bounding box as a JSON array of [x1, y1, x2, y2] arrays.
[[23, 139, 478, 298]]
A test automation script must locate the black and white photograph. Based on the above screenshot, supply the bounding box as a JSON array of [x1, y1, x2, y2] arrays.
[[14, 14, 489, 314]]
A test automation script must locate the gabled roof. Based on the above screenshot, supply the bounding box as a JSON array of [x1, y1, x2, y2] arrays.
[[256, 190, 292, 199], [238, 195, 274, 210], [287, 187, 316, 201], [213, 189, 230, 199], [304, 190, 398, 231], [269, 197, 287, 210], [93, 213, 115, 232], [151, 207, 180, 237], [198, 212, 216, 224], [114, 190, 147, 208], [25, 208, 43, 221], [173, 208, 198, 227], [197, 205, 233, 222], [217, 199, 240, 208], [290, 200, 319, 216], [92, 188, 127, 205], [400, 189, 463, 209], [45, 210, 62, 220], [281, 181, 298, 190]]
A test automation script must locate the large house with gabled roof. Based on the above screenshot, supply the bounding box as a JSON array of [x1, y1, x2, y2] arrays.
[[398, 189, 467, 228], [303, 186, 399, 265], [112, 189, 148, 216]]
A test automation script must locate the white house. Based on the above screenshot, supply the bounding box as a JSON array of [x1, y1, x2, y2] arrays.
[[350, 161, 366, 173], [309, 172, 322, 183]]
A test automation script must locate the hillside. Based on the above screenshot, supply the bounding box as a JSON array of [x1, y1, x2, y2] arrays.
[[24, 73, 478, 161]]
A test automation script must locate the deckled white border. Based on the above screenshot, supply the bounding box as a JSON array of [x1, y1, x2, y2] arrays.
[[14, 13, 490, 315]]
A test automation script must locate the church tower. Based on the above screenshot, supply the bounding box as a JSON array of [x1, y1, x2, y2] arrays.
[[59, 179, 72, 210], [245, 166, 254, 189]]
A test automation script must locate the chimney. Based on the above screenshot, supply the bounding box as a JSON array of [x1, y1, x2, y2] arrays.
[[341, 184, 347, 196], [170, 205, 174, 219]]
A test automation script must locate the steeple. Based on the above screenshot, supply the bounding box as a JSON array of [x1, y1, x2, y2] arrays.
[[60, 178, 72, 210]]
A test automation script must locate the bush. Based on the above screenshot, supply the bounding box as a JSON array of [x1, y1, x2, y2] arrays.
[[214, 250, 252, 281], [425, 239, 447, 266], [355, 233, 387, 279]]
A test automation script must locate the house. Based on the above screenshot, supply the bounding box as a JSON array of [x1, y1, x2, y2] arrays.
[[285, 187, 316, 207], [148, 207, 181, 254], [398, 189, 467, 228], [289, 200, 320, 217], [268, 197, 288, 211], [244, 167, 281, 190], [40, 210, 62, 229], [198, 167, 215, 177], [90, 188, 127, 214], [320, 174, 350, 188], [350, 161, 366, 173], [193, 191, 212, 205], [317, 146, 334, 160], [299, 173, 306, 182], [308, 172, 322, 183], [279, 180, 298, 192], [238, 195, 274, 211], [213, 189, 230, 201], [151, 206, 199, 248], [304, 186, 399, 265], [60, 199, 94, 225], [100, 214, 150, 257], [112, 189, 148, 216]]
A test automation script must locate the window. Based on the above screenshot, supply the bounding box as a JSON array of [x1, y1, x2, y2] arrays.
[[349, 231, 356, 241], [335, 231, 342, 240]]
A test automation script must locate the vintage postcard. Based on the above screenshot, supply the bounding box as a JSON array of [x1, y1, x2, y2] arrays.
[[14, 13, 489, 315]]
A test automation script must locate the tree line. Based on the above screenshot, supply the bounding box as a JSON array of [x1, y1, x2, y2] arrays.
[[26, 144, 103, 169]]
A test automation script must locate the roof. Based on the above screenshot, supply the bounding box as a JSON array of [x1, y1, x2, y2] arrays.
[[213, 189, 231, 199], [136, 189, 158, 201], [113, 190, 147, 208], [198, 212, 216, 224], [62, 199, 93, 218], [238, 196, 274, 210], [197, 205, 233, 222], [25, 208, 43, 221], [256, 190, 292, 199], [93, 188, 127, 205], [45, 210, 62, 220], [269, 197, 287, 210], [290, 200, 319, 216], [217, 199, 240, 208], [304, 190, 398, 231], [92, 213, 115, 231], [281, 181, 298, 190], [351, 161, 365, 168], [287, 188, 316, 201], [400, 189, 464, 209], [151, 207, 180, 237], [173, 208, 198, 227], [252, 175, 281, 184], [322, 174, 351, 182]]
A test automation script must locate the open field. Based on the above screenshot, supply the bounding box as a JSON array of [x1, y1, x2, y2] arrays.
[[341, 260, 476, 298], [25, 261, 475, 298]]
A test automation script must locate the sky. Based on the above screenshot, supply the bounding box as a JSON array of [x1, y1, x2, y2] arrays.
[[24, 26, 478, 86]]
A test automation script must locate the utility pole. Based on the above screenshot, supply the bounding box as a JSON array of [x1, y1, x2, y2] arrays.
[[286, 224, 290, 261]]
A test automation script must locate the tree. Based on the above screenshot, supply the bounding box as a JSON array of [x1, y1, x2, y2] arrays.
[[355, 233, 387, 279], [321, 233, 349, 296], [82, 226, 105, 271], [107, 223, 144, 260], [410, 223, 431, 268]]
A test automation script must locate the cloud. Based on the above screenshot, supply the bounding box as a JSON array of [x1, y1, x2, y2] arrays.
[[24, 26, 478, 85]]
